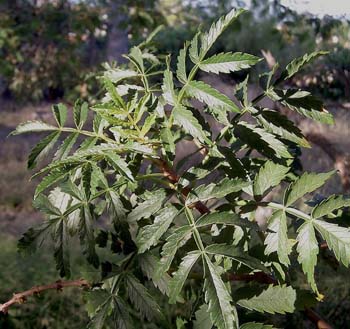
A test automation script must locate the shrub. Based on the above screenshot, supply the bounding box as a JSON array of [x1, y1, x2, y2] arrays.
[[7, 8, 350, 328], [0, 1, 105, 102]]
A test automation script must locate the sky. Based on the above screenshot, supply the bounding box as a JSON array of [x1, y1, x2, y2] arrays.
[[277, 0, 350, 17]]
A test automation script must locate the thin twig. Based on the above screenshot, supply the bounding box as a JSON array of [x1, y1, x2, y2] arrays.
[[0, 279, 90, 314]]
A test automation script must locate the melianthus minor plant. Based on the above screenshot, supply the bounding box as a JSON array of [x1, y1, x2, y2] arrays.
[[7, 8, 350, 329]]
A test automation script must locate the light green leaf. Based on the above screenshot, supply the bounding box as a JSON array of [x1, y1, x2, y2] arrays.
[[126, 273, 162, 321], [200, 8, 246, 56], [128, 189, 167, 223], [264, 210, 291, 266], [128, 46, 145, 72], [52, 103, 67, 127], [33, 194, 62, 217], [189, 32, 200, 64], [140, 113, 156, 137], [104, 78, 125, 109], [284, 171, 335, 207], [296, 221, 319, 292], [237, 285, 296, 314], [107, 190, 127, 223], [139, 252, 171, 296], [177, 43, 188, 83], [282, 51, 329, 80], [254, 161, 289, 197], [35, 167, 76, 198], [312, 195, 350, 219], [28, 131, 60, 169], [173, 105, 210, 143], [169, 251, 201, 303], [162, 68, 177, 105], [199, 52, 260, 74], [313, 219, 350, 267], [136, 205, 179, 253], [106, 152, 134, 182], [204, 255, 237, 329], [11, 120, 58, 135], [104, 66, 138, 83], [186, 80, 240, 113]]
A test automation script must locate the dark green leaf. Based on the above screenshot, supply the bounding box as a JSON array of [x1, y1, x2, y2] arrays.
[[126, 273, 162, 321], [169, 251, 201, 303], [28, 131, 60, 169], [136, 205, 179, 253], [204, 255, 237, 329], [52, 103, 68, 127]]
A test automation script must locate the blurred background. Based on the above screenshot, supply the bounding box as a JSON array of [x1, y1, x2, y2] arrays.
[[0, 0, 350, 327]]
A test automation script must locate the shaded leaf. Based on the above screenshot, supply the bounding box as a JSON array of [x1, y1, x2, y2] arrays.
[[128, 189, 166, 222], [240, 322, 275, 329], [136, 205, 179, 253], [74, 101, 89, 129], [157, 225, 193, 276], [235, 122, 291, 159], [28, 131, 60, 169], [187, 178, 249, 205], [169, 251, 201, 303], [204, 255, 237, 329], [126, 273, 162, 321], [205, 244, 268, 272], [52, 103, 67, 127]]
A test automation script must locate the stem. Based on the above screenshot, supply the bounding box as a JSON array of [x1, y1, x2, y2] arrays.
[[266, 202, 312, 221], [60, 127, 116, 144], [0, 279, 89, 314], [185, 207, 206, 252]]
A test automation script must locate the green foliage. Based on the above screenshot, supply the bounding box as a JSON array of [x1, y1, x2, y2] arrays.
[[11, 8, 350, 329], [0, 1, 105, 102]]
